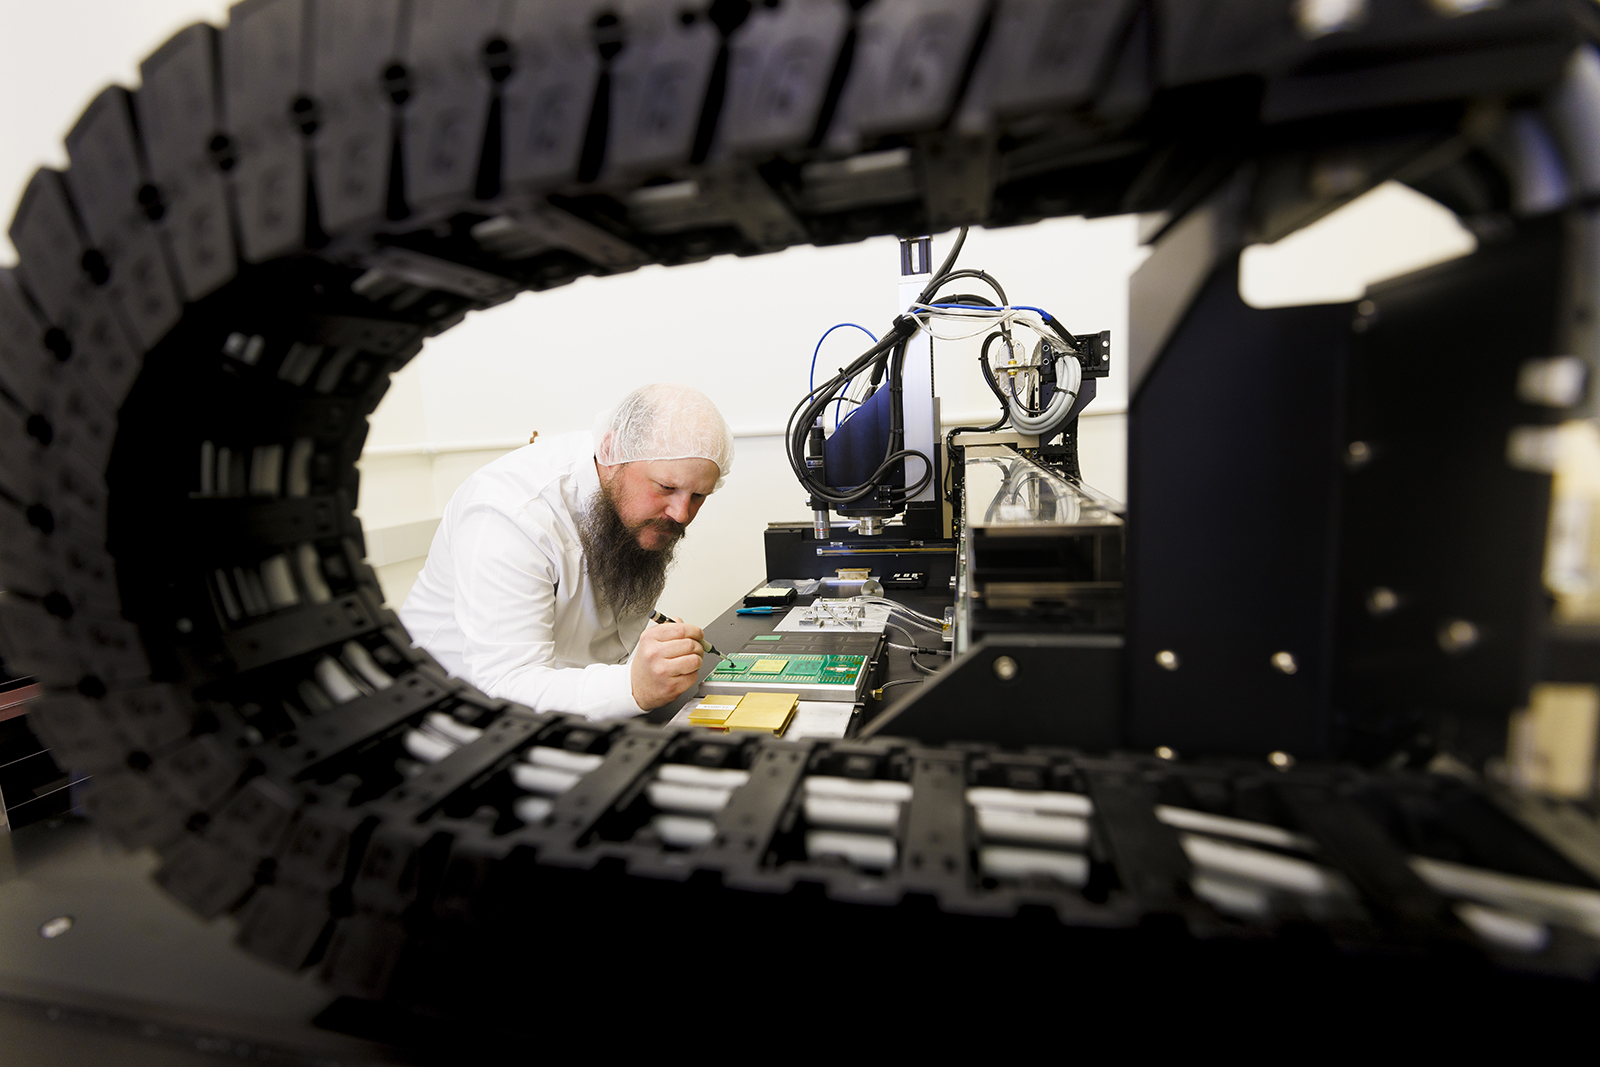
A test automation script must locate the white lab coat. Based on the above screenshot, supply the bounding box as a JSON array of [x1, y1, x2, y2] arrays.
[[399, 431, 648, 720]]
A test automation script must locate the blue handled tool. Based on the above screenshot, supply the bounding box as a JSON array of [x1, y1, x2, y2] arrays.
[[736, 606, 779, 615]]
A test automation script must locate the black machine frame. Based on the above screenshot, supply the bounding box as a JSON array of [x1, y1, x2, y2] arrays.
[[3, 0, 1600, 1028]]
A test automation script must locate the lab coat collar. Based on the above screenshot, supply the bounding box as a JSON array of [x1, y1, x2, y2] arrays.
[[574, 430, 602, 507]]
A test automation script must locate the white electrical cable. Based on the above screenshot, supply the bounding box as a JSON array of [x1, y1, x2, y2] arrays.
[[856, 596, 943, 629], [907, 303, 1087, 437], [907, 303, 1058, 344], [804, 795, 901, 831], [885, 613, 942, 636], [423, 712, 481, 746], [646, 781, 734, 815], [654, 815, 717, 848], [525, 747, 604, 774], [804, 777, 914, 803], [656, 764, 750, 790], [979, 846, 1089, 886], [1008, 343, 1081, 436], [403, 729, 455, 764]]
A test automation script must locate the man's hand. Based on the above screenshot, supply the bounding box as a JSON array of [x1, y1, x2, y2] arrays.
[[631, 619, 705, 710]]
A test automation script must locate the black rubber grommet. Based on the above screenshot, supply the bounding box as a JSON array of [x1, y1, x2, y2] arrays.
[[291, 95, 320, 136], [137, 183, 165, 221], [43, 327, 72, 362], [25, 413, 54, 445], [208, 132, 236, 172], [81, 249, 111, 286], [383, 63, 411, 106], [42, 591, 74, 620]]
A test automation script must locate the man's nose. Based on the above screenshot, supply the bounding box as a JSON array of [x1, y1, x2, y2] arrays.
[[664, 494, 692, 524]]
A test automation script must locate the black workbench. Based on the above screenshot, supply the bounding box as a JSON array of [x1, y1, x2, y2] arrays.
[[645, 588, 956, 734]]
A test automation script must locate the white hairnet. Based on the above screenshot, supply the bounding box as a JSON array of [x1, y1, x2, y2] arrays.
[[593, 383, 734, 490]]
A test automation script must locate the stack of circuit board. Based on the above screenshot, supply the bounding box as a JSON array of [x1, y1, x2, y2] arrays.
[[702, 648, 869, 702], [686, 691, 799, 734], [695, 631, 882, 704]]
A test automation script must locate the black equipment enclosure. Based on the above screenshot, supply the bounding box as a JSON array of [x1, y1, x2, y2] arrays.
[[4, 0, 1600, 1033]]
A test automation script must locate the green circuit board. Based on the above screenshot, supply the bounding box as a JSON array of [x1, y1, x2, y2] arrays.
[[709, 653, 866, 687]]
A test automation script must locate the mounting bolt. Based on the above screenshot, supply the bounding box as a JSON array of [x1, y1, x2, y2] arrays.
[[993, 655, 1018, 681], [1268, 751, 1295, 770], [39, 916, 73, 939], [1271, 651, 1298, 675], [1155, 649, 1180, 671], [1295, 0, 1367, 39], [1439, 619, 1480, 654], [1366, 587, 1398, 616]]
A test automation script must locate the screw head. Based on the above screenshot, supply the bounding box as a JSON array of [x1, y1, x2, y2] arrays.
[[1271, 651, 1299, 675], [1366, 587, 1398, 616], [1345, 441, 1372, 469], [1155, 746, 1178, 761], [1268, 751, 1295, 769], [1155, 649, 1180, 671], [993, 655, 1019, 681], [1295, 0, 1367, 39], [1439, 619, 1480, 654], [39, 916, 73, 939]]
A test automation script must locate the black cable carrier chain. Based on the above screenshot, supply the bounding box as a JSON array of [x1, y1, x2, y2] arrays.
[[0, 0, 1596, 1023]]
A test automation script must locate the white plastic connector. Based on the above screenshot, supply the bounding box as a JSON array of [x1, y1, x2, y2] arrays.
[[424, 712, 481, 746], [403, 729, 454, 764], [1155, 805, 1315, 853], [512, 763, 581, 795], [978, 846, 1089, 886], [974, 809, 1089, 848], [804, 796, 901, 831], [646, 781, 733, 815], [965, 787, 1092, 817], [526, 747, 604, 774], [513, 795, 554, 824], [656, 764, 750, 790], [804, 776, 913, 803], [1517, 356, 1588, 408], [654, 814, 717, 848], [806, 830, 897, 870]]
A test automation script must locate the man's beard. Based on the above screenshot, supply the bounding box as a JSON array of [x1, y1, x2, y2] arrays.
[[576, 480, 684, 618]]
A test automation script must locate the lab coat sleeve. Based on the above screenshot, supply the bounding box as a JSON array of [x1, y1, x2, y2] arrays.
[[446, 503, 644, 720]]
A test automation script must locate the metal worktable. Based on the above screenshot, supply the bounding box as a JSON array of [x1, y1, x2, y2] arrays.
[[648, 586, 957, 736]]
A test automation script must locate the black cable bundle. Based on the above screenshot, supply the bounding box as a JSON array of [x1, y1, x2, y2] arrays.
[[785, 226, 972, 507]]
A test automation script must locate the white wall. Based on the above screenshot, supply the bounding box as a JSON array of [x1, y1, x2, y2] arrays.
[[1, 2, 1478, 634], [0, 0, 237, 266], [359, 187, 1475, 626], [358, 220, 1146, 625]]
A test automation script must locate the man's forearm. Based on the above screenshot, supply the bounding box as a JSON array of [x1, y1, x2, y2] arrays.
[[478, 659, 643, 721]]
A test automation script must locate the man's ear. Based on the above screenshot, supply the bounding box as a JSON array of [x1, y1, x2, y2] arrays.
[[594, 431, 616, 479]]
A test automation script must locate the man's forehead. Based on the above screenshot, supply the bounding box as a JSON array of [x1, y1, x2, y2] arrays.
[[631, 457, 720, 492]]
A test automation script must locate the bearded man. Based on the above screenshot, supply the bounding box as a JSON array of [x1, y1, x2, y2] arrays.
[[399, 383, 732, 719]]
